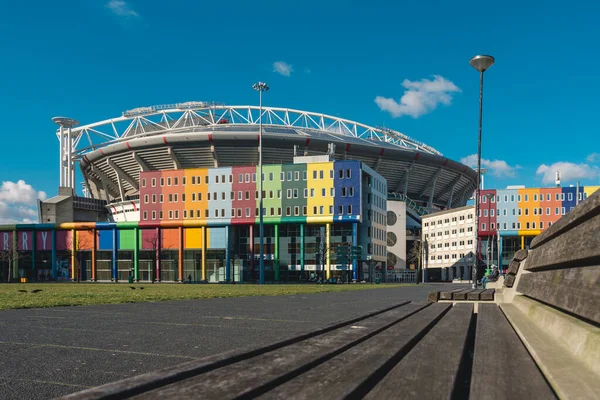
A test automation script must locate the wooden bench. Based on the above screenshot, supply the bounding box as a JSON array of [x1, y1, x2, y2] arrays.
[[62, 192, 600, 400]]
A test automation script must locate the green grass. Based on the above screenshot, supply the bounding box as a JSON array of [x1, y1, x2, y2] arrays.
[[0, 283, 410, 311]]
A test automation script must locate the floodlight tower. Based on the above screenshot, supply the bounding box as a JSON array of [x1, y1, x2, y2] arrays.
[[52, 117, 79, 189], [253, 82, 269, 284]]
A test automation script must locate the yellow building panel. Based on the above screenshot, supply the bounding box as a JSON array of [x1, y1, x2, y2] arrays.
[[306, 162, 334, 217], [517, 188, 541, 232], [584, 186, 600, 198], [184, 168, 209, 221], [185, 227, 204, 249]]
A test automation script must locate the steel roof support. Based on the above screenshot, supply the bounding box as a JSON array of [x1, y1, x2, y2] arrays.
[[107, 159, 139, 191], [395, 161, 415, 195], [132, 152, 148, 171], [419, 167, 444, 199], [90, 166, 120, 200], [168, 147, 182, 169]]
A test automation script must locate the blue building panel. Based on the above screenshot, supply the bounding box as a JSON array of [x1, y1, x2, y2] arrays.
[[333, 160, 361, 221], [98, 230, 114, 250], [209, 226, 227, 249]]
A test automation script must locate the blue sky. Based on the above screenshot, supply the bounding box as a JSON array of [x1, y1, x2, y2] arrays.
[[0, 0, 599, 222]]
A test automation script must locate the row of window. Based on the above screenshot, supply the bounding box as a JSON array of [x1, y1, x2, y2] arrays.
[[141, 205, 354, 221], [425, 227, 473, 238], [431, 253, 470, 261], [480, 207, 571, 217], [481, 221, 553, 231], [140, 168, 355, 189], [143, 186, 358, 205], [424, 214, 473, 227], [430, 239, 474, 250], [482, 192, 588, 203]]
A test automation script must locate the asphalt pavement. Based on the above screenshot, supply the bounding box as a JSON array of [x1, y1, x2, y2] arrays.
[[0, 283, 461, 399]]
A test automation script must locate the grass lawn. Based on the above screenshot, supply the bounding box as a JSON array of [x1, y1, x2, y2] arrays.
[[0, 283, 410, 311]]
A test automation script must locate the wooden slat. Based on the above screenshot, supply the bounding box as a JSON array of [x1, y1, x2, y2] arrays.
[[428, 291, 440, 303], [525, 214, 600, 271], [259, 303, 452, 400], [363, 304, 473, 399], [480, 289, 495, 301], [530, 190, 600, 249], [127, 303, 430, 399], [470, 304, 557, 400], [440, 289, 463, 300], [467, 289, 485, 300], [517, 265, 600, 324], [452, 289, 475, 300], [61, 302, 411, 400]]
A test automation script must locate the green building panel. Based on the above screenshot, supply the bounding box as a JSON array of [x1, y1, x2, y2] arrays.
[[118, 229, 136, 250]]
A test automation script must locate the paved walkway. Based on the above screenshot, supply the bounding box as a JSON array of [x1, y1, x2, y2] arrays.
[[0, 283, 462, 399]]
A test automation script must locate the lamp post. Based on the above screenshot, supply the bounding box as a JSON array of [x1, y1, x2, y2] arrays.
[[469, 54, 494, 288], [253, 82, 269, 284], [485, 193, 494, 271]]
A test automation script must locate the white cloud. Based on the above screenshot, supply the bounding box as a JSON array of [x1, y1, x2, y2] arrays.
[[107, 0, 139, 18], [375, 75, 461, 118], [536, 162, 599, 185], [273, 61, 293, 77], [0, 180, 46, 223], [460, 154, 519, 178], [586, 152, 600, 163]]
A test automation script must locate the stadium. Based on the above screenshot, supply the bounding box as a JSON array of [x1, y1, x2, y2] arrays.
[[2, 102, 477, 284]]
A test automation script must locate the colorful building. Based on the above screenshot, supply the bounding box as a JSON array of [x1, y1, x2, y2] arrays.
[[479, 185, 600, 272], [0, 157, 390, 283]]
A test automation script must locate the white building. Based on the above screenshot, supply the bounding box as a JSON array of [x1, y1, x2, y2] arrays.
[[422, 205, 476, 282]]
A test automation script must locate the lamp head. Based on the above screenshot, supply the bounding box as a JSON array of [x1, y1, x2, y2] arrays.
[[469, 55, 495, 72], [253, 82, 270, 92]]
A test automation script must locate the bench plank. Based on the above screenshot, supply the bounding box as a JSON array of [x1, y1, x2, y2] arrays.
[[525, 214, 600, 271], [363, 304, 473, 399], [517, 265, 600, 324], [259, 303, 452, 400], [128, 303, 431, 399], [467, 289, 485, 300], [530, 190, 600, 249], [501, 297, 600, 399], [452, 289, 475, 300], [470, 304, 557, 400], [428, 291, 440, 303], [480, 289, 495, 301], [440, 289, 463, 300]]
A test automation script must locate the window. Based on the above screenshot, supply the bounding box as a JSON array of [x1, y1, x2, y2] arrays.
[[568, 192, 573, 201], [329, 170, 334, 179], [547, 194, 551, 201], [294, 206, 299, 216], [168, 210, 173, 219], [525, 208, 529, 216], [491, 223, 495, 230], [183, 210, 187, 219], [294, 171, 300, 181], [160, 177, 165, 186], [271, 190, 275, 199], [160, 194, 164, 203], [534, 194, 537, 201], [214, 209, 219, 218], [483, 209, 488, 217], [237, 208, 242, 217], [245, 191, 250, 200], [303, 171, 307, 180], [293, 188, 298, 198], [504, 195, 508, 202], [167, 177, 172, 186], [512, 209, 516, 216], [277, 190, 282, 199], [503, 223, 507, 230], [491, 196, 495, 203], [561, 207, 566, 215], [533, 208, 537, 215], [238, 174, 243, 183], [341, 187, 347, 197], [238, 191, 242, 200], [255, 190, 259, 199], [287, 189, 292, 199], [319, 170, 324, 179], [330, 188, 335, 197], [151, 178, 156, 187], [347, 205, 352, 214], [546, 207, 550, 215], [319, 206, 324, 214], [221, 192, 226, 200], [221, 209, 225, 218], [518, 195, 521, 202], [287, 171, 292, 181], [555, 207, 559, 215], [286, 207, 291, 216], [252, 173, 257, 182], [215, 175, 219, 184], [278, 207, 282, 216], [303, 206, 307, 215], [143, 211, 148, 220], [246, 208, 250, 217], [144, 194, 149, 204], [482, 196, 487, 203], [322, 188, 326, 197], [230, 191, 234, 200], [526, 222, 530, 229], [540, 222, 544, 229], [245, 173, 250, 183], [346, 169, 351, 178], [152, 210, 157, 220]]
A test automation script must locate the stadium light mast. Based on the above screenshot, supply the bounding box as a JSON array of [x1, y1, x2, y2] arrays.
[[52, 117, 79, 190], [469, 54, 494, 288], [253, 82, 269, 285]]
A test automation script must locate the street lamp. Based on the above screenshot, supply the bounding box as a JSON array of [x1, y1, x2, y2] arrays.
[[485, 193, 494, 271], [253, 82, 269, 284], [469, 54, 494, 288]]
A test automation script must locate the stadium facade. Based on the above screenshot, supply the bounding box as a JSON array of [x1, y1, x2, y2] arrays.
[[0, 103, 478, 283]]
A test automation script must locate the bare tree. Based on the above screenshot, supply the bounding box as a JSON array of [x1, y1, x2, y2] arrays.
[[142, 233, 173, 282], [64, 231, 92, 283], [408, 240, 425, 283], [0, 234, 26, 282]]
